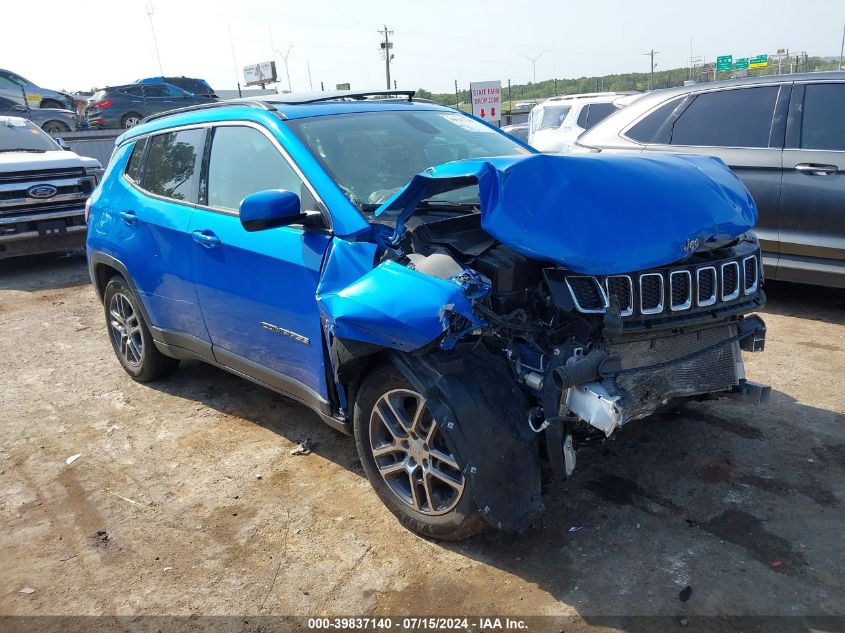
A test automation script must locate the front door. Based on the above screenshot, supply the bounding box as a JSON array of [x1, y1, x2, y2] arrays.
[[780, 81, 845, 286], [188, 123, 332, 403]]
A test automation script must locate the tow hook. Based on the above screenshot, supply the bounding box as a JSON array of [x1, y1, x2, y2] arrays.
[[728, 379, 771, 405]]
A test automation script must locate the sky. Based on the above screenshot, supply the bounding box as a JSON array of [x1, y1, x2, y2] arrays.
[[3, 0, 844, 94]]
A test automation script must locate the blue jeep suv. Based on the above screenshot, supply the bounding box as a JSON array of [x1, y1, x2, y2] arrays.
[[87, 90, 769, 540]]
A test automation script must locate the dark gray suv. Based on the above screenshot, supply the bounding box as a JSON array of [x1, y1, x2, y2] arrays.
[[577, 71, 845, 288]]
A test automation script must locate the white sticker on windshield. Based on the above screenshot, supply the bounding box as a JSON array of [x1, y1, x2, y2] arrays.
[[439, 112, 490, 132]]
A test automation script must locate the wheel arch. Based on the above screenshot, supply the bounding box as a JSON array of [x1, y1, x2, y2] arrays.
[[89, 252, 155, 328]]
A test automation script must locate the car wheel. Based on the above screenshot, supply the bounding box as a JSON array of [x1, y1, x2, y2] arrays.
[[41, 121, 69, 134], [353, 363, 485, 540], [103, 276, 179, 382], [121, 113, 143, 129]]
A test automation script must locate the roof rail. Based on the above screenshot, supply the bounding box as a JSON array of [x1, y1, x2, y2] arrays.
[[263, 89, 416, 105], [139, 99, 275, 124]]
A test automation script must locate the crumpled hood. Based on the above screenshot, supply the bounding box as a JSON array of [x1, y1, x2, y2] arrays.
[[375, 153, 757, 275]]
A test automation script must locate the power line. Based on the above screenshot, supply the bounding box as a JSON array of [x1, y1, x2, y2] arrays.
[[377, 25, 395, 90]]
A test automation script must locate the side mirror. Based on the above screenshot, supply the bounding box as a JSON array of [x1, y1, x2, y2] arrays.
[[56, 138, 72, 151], [239, 189, 305, 232], [11, 104, 27, 113]]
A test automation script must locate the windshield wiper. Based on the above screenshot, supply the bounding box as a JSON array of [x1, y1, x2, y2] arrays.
[[0, 148, 47, 153], [416, 199, 478, 212]]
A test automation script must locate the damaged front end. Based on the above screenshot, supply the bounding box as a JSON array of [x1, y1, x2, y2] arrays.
[[316, 153, 769, 531]]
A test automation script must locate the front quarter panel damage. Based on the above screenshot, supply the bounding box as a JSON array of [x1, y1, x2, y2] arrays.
[[316, 238, 487, 352]]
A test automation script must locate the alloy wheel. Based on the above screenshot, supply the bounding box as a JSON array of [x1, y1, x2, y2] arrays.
[[124, 116, 141, 128], [369, 388, 465, 516], [109, 292, 143, 367]]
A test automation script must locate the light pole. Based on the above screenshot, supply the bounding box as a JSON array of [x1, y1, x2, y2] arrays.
[[840, 21, 845, 70], [520, 50, 550, 84], [276, 47, 293, 92]]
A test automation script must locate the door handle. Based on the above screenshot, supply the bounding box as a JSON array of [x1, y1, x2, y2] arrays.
[[192, 230, 221, 248], [794, 163, 838, 176], [118, 210, 137, 225]]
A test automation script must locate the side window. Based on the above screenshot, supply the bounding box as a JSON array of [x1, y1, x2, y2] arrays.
[[143, 85, 166, 97], [670, 86, 779, 148], [626, 97, 686, 143], [206, 126, 304, 212], [586, 102, 616, 129], [124, 137, 148, 183], [576, 105, 589, 128], [800, 83, 845, 151], [122, 86, 143, 97], [141, 128, 205, 202]]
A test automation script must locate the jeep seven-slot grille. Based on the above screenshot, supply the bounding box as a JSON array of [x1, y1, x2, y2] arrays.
[[563, 253, 760, 320]]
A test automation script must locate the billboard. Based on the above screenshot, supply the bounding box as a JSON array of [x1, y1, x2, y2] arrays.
[[470, 80, 502, 123], [244, 61, 277, 86]]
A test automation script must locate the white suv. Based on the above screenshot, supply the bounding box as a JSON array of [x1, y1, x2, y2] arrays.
[[527, 92, 635, 153]]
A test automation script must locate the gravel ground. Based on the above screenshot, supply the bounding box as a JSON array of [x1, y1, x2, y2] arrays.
[[0, 252, 843, 626]]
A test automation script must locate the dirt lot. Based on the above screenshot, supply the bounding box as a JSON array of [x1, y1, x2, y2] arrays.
[[1, 252, 844, 626]]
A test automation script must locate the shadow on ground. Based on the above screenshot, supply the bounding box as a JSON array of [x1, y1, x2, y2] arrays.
[[148, 358, 844, 622], [0, 250, 88, 292], [761, 280, 845, 326]]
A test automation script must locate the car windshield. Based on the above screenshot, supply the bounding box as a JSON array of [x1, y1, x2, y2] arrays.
[[0, 117, 58, 152], [287, 109, 527, 213]]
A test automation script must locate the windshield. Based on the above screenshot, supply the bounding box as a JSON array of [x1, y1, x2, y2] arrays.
[[287, 110, 528, 212], [0, 117, 59, 152]]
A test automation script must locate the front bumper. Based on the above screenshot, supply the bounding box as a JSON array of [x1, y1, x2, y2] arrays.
[[562, 315, 768, 437], [0, 212, 87, 259]]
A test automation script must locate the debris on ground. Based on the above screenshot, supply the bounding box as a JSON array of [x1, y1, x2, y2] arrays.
[[65, 453, 81, 465], [59, 554, 76, 561], [163, 567, 173, 572], [291, 439, 314, 456], [568, 526, 583, 533], [92, 530, 109, 546], [679, 585, 693, 602], [19, 587, 35, 594], [771, 560, 783, 568]]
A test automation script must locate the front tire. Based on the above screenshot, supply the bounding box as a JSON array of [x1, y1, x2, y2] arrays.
[[103, 276, 178, 382], [121, 112, 143, 129], [353, 363, 485, 540]]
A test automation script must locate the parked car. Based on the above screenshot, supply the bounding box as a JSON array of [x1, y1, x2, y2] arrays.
[[86, 90, 768, 540], [136, 76, 218, 99], [84, 83, 216, 129], [577, 72, 845, 288], [0, 116, 101, 259], [0, 96, 79, 133], [501, 122, 530, 143], [528, 92, 637, 153], [0, 69, 74, 110]]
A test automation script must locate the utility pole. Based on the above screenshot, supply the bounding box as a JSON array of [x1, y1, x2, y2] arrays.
[[643, 49, 660, 90], [454, 80, 459, 108], [508, 78, 511, 109], [307, 62, 313, 91], [378, 25, 394, 90], [840, 21, 845, 69], [146, 2, 164, 77], [227, 24, 241, 97], [520, 50, 550, 84]]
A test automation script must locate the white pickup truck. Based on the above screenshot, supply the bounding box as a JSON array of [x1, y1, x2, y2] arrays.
[[0, 116, 102, 259]]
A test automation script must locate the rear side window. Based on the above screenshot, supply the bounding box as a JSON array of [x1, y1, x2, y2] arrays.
[[626, 97, 686, 143], [206, 126, 304, 212], [124, 138, 148, 183], [530, 104, 571, 132], [142, 128, 205, 202], [585, 102, 616, 129], [800, 83, 845, 151], [670, 86, 779, 148]]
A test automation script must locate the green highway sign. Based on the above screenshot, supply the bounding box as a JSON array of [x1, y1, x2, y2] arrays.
[[749, 54, 768, 69], [735, 58, 749, 69], [716, 55, 733, 72]]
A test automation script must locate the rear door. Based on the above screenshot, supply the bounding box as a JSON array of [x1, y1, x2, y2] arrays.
[[642, 83, 787, 271], [188, 122, 333, 403], [779, 81, 845, 286], [117, 129, 210, 347]]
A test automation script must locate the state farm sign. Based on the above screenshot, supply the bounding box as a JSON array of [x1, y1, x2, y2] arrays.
[[470, 80, 502, 123]]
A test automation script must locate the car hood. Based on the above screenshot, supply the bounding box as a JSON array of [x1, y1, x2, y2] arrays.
[[0, 150, 100, 171], [375, 153, 757, 275]]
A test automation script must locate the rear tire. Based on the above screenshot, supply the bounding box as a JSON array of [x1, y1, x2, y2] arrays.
[[41, 120, 69, 134], [353, 363, 485, 541], [121, 112, 143, 129], [103, 276, 178, 382]]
